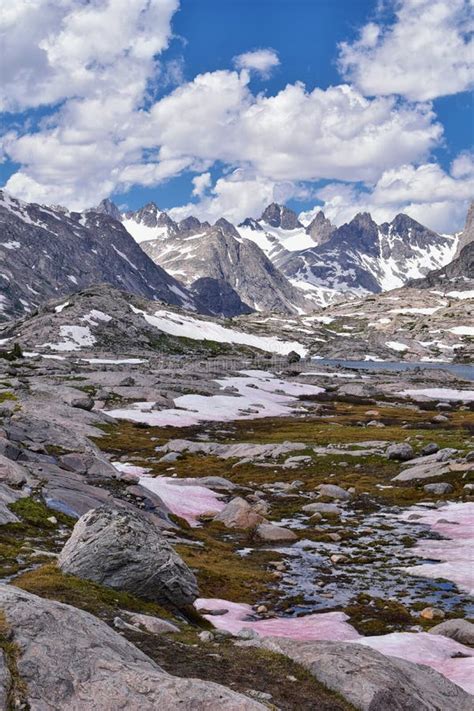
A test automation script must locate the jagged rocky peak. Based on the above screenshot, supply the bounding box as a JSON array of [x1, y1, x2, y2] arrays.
[[456, 199, 474, 256], [177, 215, 206, 234], [386, 213, 440, 243], [332, 212, 380, 253], [305, 210, 335, 245], [238, 217, 263, 231], [127, 201, 162, 227], [214, 217, 241, 239], [93, 198, 122, 221], [260, 202, 303, 230]]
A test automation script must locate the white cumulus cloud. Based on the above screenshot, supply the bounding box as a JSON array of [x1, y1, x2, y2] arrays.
[[233, 48, 280, 77], [169, 170, 304, 224], [338, 0, 474, 101], [0, 0, 180, 112], [305, 157, 474, 233]]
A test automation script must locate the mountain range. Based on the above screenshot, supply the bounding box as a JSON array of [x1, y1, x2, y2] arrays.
[[0, 188, 471, 322], [118, 199, 459, 309]]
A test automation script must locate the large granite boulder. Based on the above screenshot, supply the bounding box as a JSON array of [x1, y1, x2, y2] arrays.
[[58, 507, 198, 608], [0, 585, 263, 710], [429, 619, 474, 647], [214, 497, 265, 529], [246, 637, 472, 710]]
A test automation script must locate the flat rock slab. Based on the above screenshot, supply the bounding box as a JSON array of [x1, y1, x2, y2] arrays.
[[247, 637, 472, 711], [157, 439, 306, 461], [392, 461, 452, 482], [0, 585, 264, 710]]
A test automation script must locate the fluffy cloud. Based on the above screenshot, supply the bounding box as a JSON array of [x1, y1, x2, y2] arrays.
[[338, 0, 474, 101], [4, 63, 443, 208], [304, 158, 474, 233], [148, 74, 442, 183], [0, 0, 466, 234], [168, 170, 304, 224], [192, 172, 212, 197], [233, 49, 280, 77], [0, 0, 179, 112]]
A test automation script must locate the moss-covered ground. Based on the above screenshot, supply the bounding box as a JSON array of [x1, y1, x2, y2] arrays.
[[90, 398, 473, 635]]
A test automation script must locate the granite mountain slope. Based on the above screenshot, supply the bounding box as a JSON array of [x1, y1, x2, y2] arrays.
[[0, 191, 200, 321], [238, 206, 458, 304], [121, 199, 458, 309], [122, 205, 312, 315]]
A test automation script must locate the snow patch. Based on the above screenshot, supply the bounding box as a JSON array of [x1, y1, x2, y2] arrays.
[[130, 305, 307, 356]]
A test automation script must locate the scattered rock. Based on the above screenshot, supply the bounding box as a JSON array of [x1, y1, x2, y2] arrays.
[[420, 607, 445, 621], [158, 452, 181, 463], [423, 483, 453, 495], [214, 497, 265, 529], [302, 503, 342, 516], [0, 454, 31, 487], [330, 554, 349, 564], [238, 628, 259, 640], [125, 612, 180, 635], [429, 619, 474, 646], [421, 443, 439, 456], [386, 443, 414, 461], [432, 414, 449, 424], [255, 523, 298, 543], [283, 455, 312, 468], [316, 484, 352, 501], [58, 506, 198, 608]]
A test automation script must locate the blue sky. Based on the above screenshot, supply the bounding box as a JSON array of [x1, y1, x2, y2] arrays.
[[0, 0, 472, 231]]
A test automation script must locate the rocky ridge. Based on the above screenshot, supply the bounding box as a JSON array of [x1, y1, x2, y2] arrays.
[[0, 191, 203, 322], [124, 206, 313, 316]]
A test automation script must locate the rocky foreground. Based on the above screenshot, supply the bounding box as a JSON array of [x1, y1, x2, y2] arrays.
[[0, 324, 472, 710]]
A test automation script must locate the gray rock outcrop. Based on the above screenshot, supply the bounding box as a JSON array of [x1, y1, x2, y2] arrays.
[[0, 585, 263, 710], [58, 507, 198, 608], [0, 191, 200, 321], [429, 619, 474, 646], [245, 637, 472, 710]]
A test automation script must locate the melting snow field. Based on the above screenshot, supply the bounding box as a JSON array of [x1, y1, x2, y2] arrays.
[[448, 326, 474, 336], [113, 463, 225, 526], [385, 341, 409, 352], [195, 599, 474, 693], [106, 370, 324, 427], [354, 633, 474, 695], [397, 502, 474, 595], [195, 599, 360, 641], [131, 305, 307, 356], [139, 476, 225, 526]]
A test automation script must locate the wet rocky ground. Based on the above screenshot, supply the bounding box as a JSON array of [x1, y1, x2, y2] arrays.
[[0, 347, 472, 708]]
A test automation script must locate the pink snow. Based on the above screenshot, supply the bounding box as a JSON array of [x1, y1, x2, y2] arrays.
[[105, 371, 324, 427], [195, 598, 360, 641], [113, 463, 226, 526], [138, 475, 225, 526], [196, 598, 474, 693], [397, 502, 474, 594], [354, 632, 474, 695]]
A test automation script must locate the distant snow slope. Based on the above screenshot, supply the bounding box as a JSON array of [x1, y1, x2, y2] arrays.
[[130, 305, 307, 356]]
